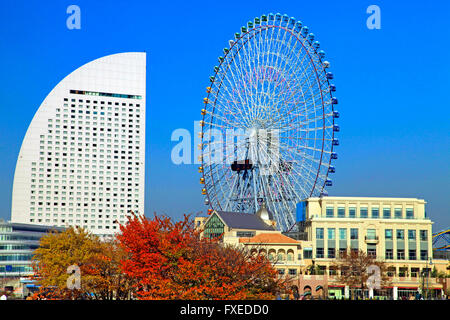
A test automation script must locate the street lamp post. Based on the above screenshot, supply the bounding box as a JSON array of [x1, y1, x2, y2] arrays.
[[425, 257, 433, 300], [422, 257, 433, 299]]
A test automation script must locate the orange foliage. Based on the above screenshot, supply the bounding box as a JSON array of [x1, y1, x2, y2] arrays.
[[32, 227, 133, 300], [117, 214, 282, 300]]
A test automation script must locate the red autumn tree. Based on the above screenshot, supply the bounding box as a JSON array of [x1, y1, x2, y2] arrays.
[[117, 213, 284, 300]]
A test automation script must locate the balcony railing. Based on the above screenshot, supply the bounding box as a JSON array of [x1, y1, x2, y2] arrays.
[[365, 236, 379, 243]]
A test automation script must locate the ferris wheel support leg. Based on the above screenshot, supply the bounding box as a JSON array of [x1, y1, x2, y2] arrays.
[[225, 174, 239, 211], [237, 171, 248, 210], [253, 168, 259, 212]]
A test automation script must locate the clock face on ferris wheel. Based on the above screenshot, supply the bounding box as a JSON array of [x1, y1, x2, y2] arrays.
[[199, 13, 339, 231]]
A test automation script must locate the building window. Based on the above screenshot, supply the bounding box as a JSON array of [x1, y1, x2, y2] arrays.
[[303, 248, 313, 259], [394, 208, 402, 219], [385, 229, 393, 240], [406, 208, 414, 219], [360, 207, 368, 218], [371, 208, 379, 218], [399, 267, 408, 277], [409, 249, 416, 260], [328, 228, 335, 240], [236, 231, 255, 237], [385, 249, 393, 259], [278, 269, 285, 275], [287, 252, 294, 261], [203, 214, 224, 239], [366, 229, 376, 240], [397, 249, 405, 260], [383, 208, 391, 219], [339, 248, 347, 258], [339, 228, 347, 240], [337, 207, 345, 218], [420, 250, 428, 260], [396, 229, 404, 240], [387, 267, 396, 277], [288, 269, 297, 276], [329, 267, 338, 276], [349, 207, 356, 218], [367, 247, 376, 258], [408, 230, 416, 240], [420, 230, 428, 241], [350, 228, 358, 240], [326, 207, 334, 218], [316, 248, 324, 258], [328, 248, 335, 259], [317, 266, 326, 275], [316, 228, 324, 240]]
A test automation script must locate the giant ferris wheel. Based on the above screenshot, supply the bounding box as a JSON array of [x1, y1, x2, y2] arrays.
[[198, 13, 339, 232]]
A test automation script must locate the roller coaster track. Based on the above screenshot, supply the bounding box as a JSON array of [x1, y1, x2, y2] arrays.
[[432, 228, 450, 251]]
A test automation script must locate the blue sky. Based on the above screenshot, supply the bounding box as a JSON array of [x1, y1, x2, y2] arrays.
[[0, 0, 448, 231]]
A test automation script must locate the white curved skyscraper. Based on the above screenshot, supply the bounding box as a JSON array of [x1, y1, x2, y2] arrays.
[[11, 52, 146, 237]]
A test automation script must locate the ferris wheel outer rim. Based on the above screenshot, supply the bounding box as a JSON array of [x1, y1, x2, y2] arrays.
[[201, 20, 336, 213], [200, 15, 337, 218]]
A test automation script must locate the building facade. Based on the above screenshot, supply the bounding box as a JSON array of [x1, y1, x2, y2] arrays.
[[0, 220, 64, 297], [11, 52, 146, 237], [296, 196, 448, 298], [301, 197, 440, 268], [196, 204, 279, 245], [0, 220, 64, 277], [198, 196, 449, 299], [239, 233, 304, 279]]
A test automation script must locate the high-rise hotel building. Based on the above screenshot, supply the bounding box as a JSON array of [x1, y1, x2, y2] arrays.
[[11, 52, 146, 237]]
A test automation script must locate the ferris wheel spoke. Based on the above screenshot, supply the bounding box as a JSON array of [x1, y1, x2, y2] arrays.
[[265, 141, 330, 195], [255, 141, 308, 201], [235, 35, 259, 121], [261, 61, 321, 128], [212, 41, 261, 128], [262, 137, 326, 190], [222, 60, 254, 122], [205, 165, 234, 210], [276, 139, 330, 168], [213, 72, 252, 128]]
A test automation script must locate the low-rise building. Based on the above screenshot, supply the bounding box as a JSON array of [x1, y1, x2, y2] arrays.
[[197, 196, 449, 299], [0, 220, 64, 297], [195, 203, 279, 245], [297, 196, 448, 298], [239, 232, 304, 279]]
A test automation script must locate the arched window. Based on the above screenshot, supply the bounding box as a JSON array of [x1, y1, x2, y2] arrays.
[[268, 249, 276, 261], [287, 250, 294, 261], [277, 249, 286, 261]]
